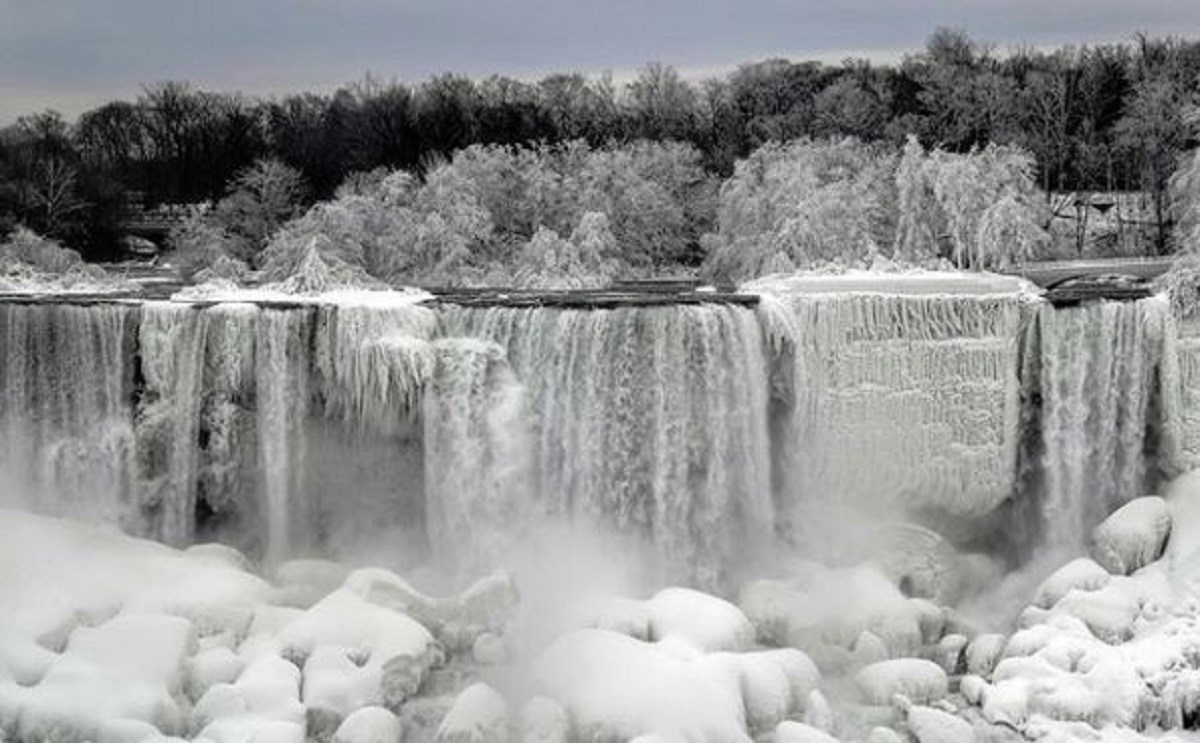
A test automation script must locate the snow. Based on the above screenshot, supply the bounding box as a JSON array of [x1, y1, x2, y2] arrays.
[[533, 629, 752, 742], [1090, 497, 1173, 576], [332, 706, 402, 743], [518, 697, 569, 743], [903, 703, 975, 743], [773, 720, 840, 743], [964, 634, 1007, 678], [644, 587, 755, 652], [1034, 558, 1113, 609], [435, 683, 509, 743], [3, 613, 193, 742], [854, 659, 949, 705], [275, 587, 440, 708]]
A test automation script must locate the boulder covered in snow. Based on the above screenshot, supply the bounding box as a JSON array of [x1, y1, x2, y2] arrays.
[[1033, 558, 1112, 609], [855, 659, 948, 705], [436, 683, 509, 743], [3, 613, 195, 742], [902, 703, 974, 743], [332, 706, 402, 743], [533, 629, 752, 742], [773, 720, 839, 743], [645, 588, 754, 652], [518, 696, 569, 743], [964, 634, 1006, 678], [1090, 496, 1172, 576], [275, 587, 441, 710]]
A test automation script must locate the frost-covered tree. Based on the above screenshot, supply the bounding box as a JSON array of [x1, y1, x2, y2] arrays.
[[892, 135, 940, 263], [924, 142, 1046, 269], [0, 226, 114, 291], [1170, 140, 1200, 254], [511, 212, 620, 288], [701, 138, 896, 281], [211, 158, 307, 259]]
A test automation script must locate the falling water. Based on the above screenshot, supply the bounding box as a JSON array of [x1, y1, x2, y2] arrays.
[[422, 337, 531, 572], [256, 309, 314, 564], [0, 302, 137, 523], [1035, 297, 1168, 554], [439, 304, 775, 587], [1, 278, 1194, 583], [137, 302, 208, 544]]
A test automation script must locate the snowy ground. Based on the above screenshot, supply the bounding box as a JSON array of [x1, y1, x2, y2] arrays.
[[9, 473, 1200, 742]]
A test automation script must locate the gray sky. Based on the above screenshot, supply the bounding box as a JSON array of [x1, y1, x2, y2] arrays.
[[2, 0, 1198, 123]]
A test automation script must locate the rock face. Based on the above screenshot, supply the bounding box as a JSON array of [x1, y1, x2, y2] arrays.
[[1090, 496, 1172, 576]]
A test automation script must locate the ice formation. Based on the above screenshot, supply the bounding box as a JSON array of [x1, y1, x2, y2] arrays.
[[8, 270, 1200, 741], [747, 272, 1035, 558]]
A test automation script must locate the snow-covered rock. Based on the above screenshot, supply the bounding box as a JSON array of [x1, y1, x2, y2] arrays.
[[804, 690, 834, 733], [965, 634, 1006, 677], [2, 613, 194, 742], [855, 659, 948, 705], [471, 633, 506, 665], [185, 646, 244, 701], [534, 629, 751, 742], [435, 683, 509, 743], [903, 703, 974, 743], [645, 588, 754, 652], [866, 727, 905, 743], [518, 696, 569, 743], [773, 720, 839, 743], [934, 634, 967, 675], [332, 706, 402, 743], [1090, 497, 1172, 576], [1033, 558, 1112, 609], [275, 587, 440, 708]]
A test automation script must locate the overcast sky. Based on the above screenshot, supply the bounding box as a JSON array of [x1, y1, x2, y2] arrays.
[[2, 0, 1198, 123]]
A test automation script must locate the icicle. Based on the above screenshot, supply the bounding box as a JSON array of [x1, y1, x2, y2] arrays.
[[313, 301, 438, 429]]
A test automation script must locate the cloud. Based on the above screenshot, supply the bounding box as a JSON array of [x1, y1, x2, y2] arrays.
[[0, 0, 1195, 122]]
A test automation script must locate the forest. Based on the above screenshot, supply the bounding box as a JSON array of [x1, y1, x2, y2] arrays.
[[2, 29, 1200, 288]]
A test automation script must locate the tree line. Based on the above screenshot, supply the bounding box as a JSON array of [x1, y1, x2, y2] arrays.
[[1, 28, 1199, 262]]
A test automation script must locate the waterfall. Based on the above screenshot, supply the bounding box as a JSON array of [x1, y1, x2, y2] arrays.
[[256, 309, 314, 564], [0, 302, 137, 524], [422, 338, 531, 572], [1035, 297, 1167, 554], [3, 277, 1196, 584], [438, 304, 775, 587], [137, 303, 208, 544], [749, 274, 1033, 558]]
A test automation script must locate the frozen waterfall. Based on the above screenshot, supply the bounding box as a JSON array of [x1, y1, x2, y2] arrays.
[[0, 275, 1194, 585], [438, 304, 776, 586], [1033, 297, 1168, 555]]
